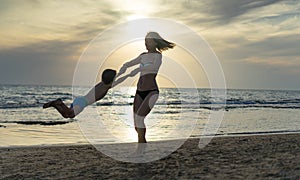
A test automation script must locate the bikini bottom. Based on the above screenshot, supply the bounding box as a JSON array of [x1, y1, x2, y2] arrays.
[[136, 89, 159, 100]]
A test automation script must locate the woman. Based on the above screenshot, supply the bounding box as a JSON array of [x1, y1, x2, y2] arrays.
[[118, 32, 175, 143]]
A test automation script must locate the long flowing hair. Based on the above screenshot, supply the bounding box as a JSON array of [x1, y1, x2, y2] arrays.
[[146, 32, 175, 52]]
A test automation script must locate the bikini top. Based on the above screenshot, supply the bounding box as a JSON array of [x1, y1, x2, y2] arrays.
[[140, 62, 153, 67], [139, 53, 162, 75]]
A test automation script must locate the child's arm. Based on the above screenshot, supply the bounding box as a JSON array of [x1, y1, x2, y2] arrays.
[[117, 54, 142, 77], [111, 68, 140, 88], [111, 74, 130, 88]]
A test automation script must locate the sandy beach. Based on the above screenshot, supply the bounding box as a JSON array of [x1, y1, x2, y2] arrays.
[[1, 133, 300, 179]]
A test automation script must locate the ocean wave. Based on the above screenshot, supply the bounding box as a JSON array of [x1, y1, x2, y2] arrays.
[[193, 129, 300, 137], [0, 104, 41, 109], [0, 120, 75, 126], [42, 92, 72, 96], [1, 85, 300, 110], [0, 100, 299, 110]]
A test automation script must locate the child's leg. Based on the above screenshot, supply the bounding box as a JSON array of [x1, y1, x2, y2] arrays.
[[43, 99, 75, 118]]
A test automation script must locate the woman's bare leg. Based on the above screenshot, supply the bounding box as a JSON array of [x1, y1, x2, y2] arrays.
[[133, 91, 159, 143]]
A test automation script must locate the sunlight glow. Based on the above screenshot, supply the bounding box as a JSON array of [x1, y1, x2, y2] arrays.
[[110, 0, 154, 21], [124, 127, 138, 142], [126, 14, 148, 21]]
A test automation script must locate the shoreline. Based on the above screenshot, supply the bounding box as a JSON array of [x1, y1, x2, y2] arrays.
[[1, 131, 300, 149], [1, 133, 300, 179]]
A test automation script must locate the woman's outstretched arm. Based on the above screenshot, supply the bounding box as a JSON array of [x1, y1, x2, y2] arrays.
[[111, 67, 140, 88], [117, 54, 142, 77]]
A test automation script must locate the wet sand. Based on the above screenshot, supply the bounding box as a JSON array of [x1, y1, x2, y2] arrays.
[[1, 133, 300, 179]]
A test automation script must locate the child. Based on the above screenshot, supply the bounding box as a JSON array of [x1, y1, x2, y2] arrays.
[[43, 68, 139, 118]]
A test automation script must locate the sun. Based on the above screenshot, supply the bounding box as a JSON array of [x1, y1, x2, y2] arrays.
[[110, 0, 153, 21]]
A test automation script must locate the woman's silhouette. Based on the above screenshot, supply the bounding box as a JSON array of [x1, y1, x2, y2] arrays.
[[118, 32, 175, 144]]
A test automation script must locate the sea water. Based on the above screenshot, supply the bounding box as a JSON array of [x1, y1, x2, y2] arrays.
[[0, 84, 300, 147]]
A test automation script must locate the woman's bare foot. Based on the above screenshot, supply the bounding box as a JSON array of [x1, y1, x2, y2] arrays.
[[128, 143, 148, 158], [43, 98, 63, 109]]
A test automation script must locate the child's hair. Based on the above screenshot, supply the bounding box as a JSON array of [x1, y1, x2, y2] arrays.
[[102, 69, 117, 85], [146, 32, 175, 52]]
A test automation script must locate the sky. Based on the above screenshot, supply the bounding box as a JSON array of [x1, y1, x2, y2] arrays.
[[0, 0, 300, 90]]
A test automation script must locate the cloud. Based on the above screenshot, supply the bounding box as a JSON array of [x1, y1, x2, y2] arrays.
[[158, 1, 300, 71], [152, 0, 284, 27], [1, 0, 300, 89], [0, 40, 81, 85], [153, 0, 300, 89], [246, 34, 300, 57], [0, 0, 127, 85], [0, 0, 123, 48]]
